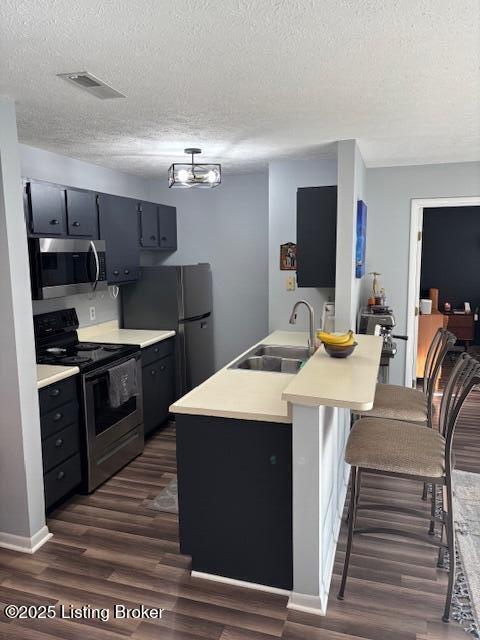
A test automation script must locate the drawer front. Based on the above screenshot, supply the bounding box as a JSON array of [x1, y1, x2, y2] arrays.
[[44, 453, 82, 510], [40, 401, 78, 440], [39, 377, 77, 415], [142, 338, 174, 367], [448, 315, 473, 328], [42, 423, 80, 473]]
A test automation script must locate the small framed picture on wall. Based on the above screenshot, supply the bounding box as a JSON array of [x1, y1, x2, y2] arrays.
[[280, 242, 297, 270], [356, 200, 367, 278]]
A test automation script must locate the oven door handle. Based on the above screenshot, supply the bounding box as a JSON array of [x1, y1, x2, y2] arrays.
[[89, 240, 100, 292]]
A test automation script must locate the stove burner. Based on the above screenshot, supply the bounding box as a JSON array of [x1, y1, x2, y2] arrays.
[[46, 347, 67, 355], [59, 356, 91, 365], [76, 343, 103, 351]]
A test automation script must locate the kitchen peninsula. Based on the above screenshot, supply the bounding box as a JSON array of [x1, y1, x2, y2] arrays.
[[171, 330, 382, 615]]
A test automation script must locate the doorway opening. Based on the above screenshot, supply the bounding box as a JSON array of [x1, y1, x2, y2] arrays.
[[406, 197, 480, 387]]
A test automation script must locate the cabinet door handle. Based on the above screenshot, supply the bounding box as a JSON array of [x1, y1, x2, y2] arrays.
[[150, 369, 157, 376], [55, 438, 64, 447], [159, 365, 166, 372], [50, 219, 60, 225], [57, 471, 65, 481], [154, 347, 159, 353], [124, 269, 130, 275], [161, 236, 167, 242], [72, 221, 80, 227], [53, 412, 63, 422], [150, 235, 156, 241], [113, 269, 120, 276], [49, 388, 61, 397]]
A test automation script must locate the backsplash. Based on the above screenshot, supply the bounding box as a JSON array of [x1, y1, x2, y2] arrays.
[[32, 289, 120, 327]]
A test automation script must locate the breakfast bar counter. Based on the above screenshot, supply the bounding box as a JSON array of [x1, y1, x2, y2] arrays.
[[171, 330, 382, 616]]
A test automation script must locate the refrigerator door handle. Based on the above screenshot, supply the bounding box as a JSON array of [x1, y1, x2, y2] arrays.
[[179, 312, 211, 323]]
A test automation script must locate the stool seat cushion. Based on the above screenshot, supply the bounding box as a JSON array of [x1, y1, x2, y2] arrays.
[[358, 384, 428, 423], [345, 418, 445, 478]]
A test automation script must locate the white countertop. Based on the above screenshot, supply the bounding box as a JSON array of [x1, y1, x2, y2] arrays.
[[37, 364, 79, 390], [170, 331, 382, 423], [282, 333, 383, 411], [77, 320, 175, 348]]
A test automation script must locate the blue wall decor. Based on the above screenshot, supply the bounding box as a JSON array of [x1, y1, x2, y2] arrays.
[[355, 200, 367, 278]]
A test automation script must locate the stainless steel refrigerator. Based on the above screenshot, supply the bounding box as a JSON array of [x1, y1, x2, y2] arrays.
[[121, 264, 214, 399]]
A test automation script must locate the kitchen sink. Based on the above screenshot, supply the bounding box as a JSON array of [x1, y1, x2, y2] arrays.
[[229, 344, 310, 373]]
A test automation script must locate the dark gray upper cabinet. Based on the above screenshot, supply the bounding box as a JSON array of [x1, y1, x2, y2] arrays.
[[159, 204, 177, 250], [26, 181, 67, 236], [97, 193, 140, 284], [66, 189, 98, 238], [138, 202, 177, 251], [139, 202, 159, 248], [296, 185, 337, 288], [25, 180, 98, 239]]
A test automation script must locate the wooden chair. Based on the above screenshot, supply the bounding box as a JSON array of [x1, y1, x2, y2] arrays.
[[338, 352, 480, 622]]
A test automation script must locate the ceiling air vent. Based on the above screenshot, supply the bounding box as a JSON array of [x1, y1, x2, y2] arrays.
[[57, 72, 126, 100]]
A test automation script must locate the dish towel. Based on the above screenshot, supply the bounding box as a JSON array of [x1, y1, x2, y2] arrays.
[[108, 358, 138, 408]]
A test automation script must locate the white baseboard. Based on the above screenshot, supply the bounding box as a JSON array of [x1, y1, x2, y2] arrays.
[[0, 526, 52, 553], [191, 571, 291, 597], [287, 592, 326, 616]]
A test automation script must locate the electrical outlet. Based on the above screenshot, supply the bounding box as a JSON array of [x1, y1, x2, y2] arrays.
[[89, 306, 96, 321], [286, 275, 296, 291]]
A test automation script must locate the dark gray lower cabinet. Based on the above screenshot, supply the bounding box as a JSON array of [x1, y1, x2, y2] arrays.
[[141, 339, 175, 436], [176, 414, 293, 590], [39, 377, 82, 511]]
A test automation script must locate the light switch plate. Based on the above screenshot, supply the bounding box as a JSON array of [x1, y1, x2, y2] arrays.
[[286, 275, 296, 291], [89, 306, 96, 321]]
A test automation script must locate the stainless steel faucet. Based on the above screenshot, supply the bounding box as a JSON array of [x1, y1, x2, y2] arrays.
[[289, 300, 316, 356]]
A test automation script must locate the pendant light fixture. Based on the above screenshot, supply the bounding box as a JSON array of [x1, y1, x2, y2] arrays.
[[168, 148, 221, 189]]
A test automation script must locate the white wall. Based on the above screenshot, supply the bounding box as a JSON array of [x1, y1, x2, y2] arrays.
[[146, 173, 269, 369], [335, 140, 366, 331], [268, 158, 337, 332], [365, 161, 480, 384], [0, 99, 48, 550], [21, 144, 152, 327]]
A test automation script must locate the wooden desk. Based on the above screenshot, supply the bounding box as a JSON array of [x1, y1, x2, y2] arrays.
[[416, 313, 448, 379], [444, 312, 475, 350]]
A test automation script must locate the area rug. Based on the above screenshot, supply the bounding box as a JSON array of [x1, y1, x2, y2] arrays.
[[147, 477, 178, 514], [451, 470, 480, 638]]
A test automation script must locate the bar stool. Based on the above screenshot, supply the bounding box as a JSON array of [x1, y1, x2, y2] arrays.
[[357, 328, 456, 428], [338, 352, 480, 622]]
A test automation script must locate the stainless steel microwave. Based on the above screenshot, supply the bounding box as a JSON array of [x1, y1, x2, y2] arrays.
[[29, 238, 108, 300]]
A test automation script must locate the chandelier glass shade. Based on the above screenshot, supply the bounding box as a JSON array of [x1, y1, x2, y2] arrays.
[[168, 148, 221, 189]]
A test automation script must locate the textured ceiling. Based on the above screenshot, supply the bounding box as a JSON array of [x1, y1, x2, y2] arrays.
[[1, 0, 479, 176]]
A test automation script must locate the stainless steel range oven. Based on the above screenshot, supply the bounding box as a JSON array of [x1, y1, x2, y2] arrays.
[[29, 237, 108, 300], [35, 308, 144, 493], [83, 352, 143, 492]]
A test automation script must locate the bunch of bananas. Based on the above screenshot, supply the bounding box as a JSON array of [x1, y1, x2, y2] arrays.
[[317, 329, 355, 347]]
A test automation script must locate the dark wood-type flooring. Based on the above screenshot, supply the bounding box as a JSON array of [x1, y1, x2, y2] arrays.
[[0, 378, 479, 639]]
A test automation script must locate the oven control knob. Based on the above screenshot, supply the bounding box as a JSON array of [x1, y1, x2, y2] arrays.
[[55, 438, 63, 447], [57, 471, 65, 481], [124, 269, 130, 275], [113, 269, 119, 276]]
